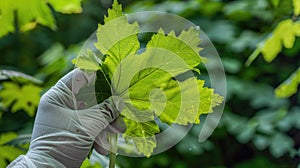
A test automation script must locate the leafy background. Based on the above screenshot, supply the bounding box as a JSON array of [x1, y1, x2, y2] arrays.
[[0, 0, 299, 167]]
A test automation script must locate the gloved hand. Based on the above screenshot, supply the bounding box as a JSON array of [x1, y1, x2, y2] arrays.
[[7, 68, 125, 168]]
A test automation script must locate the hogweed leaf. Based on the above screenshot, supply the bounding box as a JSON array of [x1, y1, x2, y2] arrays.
[[73, 0, 223, 157]]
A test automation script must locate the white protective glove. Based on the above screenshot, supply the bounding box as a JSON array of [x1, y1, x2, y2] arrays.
[[7, 68, 125, 168]]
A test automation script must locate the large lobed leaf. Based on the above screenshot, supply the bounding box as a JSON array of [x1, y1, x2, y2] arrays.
[[0, 82, 42, 116], [74, 0, 223, 157]]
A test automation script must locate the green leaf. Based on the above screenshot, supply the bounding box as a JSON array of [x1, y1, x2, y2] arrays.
[[123, 118, 160, 157], [248, 19, 300, 64], [94, 0, 140, 79], [275, 67, 300, 98], [198, 85, 224, 122], [0, 132, 18, 145], [0, 0, 83, 37], [48, 0, 82, 14], [0, 146, 24, 161], [260, 34, 282, 62], [261, 19, 300, 62], [113, 48, 200, 125], [80, 158, 103, 168], [112, 29, 221, 155], [293, 0, 300, 16], [151, 77, 201, 125], [0, 133, 25, 164], [73, 0, 223, 157], [146, 28, 203, 70], [0, 70, 42, 84], [104, 0, 123, 23], [72, 49, 101, 71], [0, 159, 6, 168], [270, 0, 280, 7], [0, 82, 42, 116], [246, 19, 300, 66]]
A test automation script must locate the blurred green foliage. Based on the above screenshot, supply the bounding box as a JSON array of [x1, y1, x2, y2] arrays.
[[0, 133, 25, 166], [0, 0, 82, 37], [0, 0, 299, 167]]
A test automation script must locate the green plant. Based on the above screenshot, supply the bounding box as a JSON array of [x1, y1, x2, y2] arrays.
[[246, 0, 300, 98], [0, 133, 26, 167], [0, 0, 83, 37], [73, 0, 223, 167]]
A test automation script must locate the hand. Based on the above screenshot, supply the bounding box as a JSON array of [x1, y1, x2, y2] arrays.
[[8, 69, 125, 168]]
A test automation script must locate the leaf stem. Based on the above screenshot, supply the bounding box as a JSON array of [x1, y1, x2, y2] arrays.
[[109, 132, 118, 168], [245, 48, 261, 67]]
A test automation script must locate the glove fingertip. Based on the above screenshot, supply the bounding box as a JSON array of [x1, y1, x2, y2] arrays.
[[109, 117, 127, 134], [94, 142, 110, 155]]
